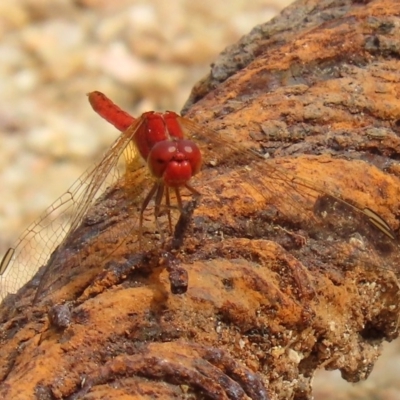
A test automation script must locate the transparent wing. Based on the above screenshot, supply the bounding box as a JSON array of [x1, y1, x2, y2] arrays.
[[178, 116, 400, 276], [0, 117, 150, 300], [3, 111, 399, 302]]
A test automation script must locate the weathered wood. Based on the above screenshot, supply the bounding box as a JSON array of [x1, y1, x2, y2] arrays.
[[2, 0, 400, 399]]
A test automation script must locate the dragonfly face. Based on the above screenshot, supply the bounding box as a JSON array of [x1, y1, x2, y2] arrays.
[[147, 139, 202, 186]]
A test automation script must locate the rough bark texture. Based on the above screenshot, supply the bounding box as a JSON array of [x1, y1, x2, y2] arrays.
[[2, 0, 400, 399]]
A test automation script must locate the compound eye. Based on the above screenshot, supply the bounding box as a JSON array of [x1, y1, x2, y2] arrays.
[[147, 141, 177, 178], [176, 140, 202, 175]]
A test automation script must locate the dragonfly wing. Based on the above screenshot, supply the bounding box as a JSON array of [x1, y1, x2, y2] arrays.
[[178, 116, 400, 277], [34, 165, 156, 303], [0, 117, 150, 301]]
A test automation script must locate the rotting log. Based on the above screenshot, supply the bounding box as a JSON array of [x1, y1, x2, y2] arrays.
[[2, 0, 400, 399]]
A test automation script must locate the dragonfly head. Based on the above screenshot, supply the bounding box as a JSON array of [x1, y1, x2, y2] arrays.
[[148, 139, 202, 187]]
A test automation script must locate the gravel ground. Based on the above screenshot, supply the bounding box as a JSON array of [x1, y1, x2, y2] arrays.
[[0, 0, 286, 250], [1, 0, 399, 398]]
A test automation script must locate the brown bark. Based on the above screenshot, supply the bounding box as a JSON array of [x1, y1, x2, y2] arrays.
[[2, 0, 400, 399]]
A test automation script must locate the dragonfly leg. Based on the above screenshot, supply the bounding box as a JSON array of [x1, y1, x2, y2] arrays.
[[139, 182, 159, 247], [165, 187, 173, 234], [184, 183, 201, 199], [174, 187, 183, 212], [138, 182, 200, 247], [153, 183, 166, 242]]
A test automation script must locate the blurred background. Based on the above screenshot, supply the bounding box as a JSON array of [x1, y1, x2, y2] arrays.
[[0, 0, 399, 398]]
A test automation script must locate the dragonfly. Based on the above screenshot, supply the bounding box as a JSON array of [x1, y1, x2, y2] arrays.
[[87, 91, 202, 240], [0, 91, 399, 303]]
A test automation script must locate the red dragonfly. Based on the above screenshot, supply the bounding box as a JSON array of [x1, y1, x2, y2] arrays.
[[88, 91, 202, 240], [0, 91, 398, 301]]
